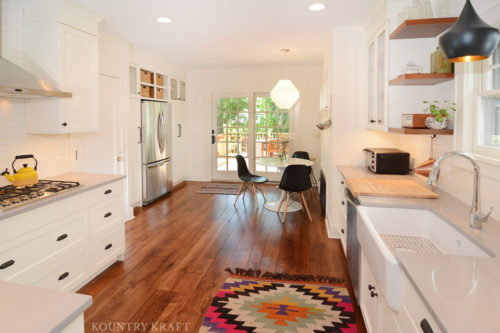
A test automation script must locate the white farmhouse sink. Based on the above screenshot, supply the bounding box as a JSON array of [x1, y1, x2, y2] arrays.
[[357, 206, 493, 312]]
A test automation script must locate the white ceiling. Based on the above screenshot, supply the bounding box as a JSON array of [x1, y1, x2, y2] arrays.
[[73, 0, 383, 69]]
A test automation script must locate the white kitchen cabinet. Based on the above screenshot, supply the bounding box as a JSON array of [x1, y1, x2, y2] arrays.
[[360, 249, 442, 333], [360, 251, 380, 333], [128, 97, 142, 208], [169, 76, 187, 102], [0, 178, 127, 292], [367, 21, 389, 131], [23, 11, 99, 134], [129, 63, 141, 97], [171, 102, 188, 185]]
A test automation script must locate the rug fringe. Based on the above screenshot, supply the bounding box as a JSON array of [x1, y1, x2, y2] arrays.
[[225, 267, 345, 284]]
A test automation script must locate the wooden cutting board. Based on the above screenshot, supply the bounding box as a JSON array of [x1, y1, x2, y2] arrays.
[[346, 178, 439, 199]]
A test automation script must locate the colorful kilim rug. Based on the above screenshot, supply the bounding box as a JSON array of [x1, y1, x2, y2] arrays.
[[199, 269, 357, 332]]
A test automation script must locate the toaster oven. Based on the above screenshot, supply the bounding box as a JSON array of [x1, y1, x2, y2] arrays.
[[363, 148, 410, 174]]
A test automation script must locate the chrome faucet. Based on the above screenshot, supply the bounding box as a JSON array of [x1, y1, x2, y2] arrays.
[[427, 151, 492, 229]]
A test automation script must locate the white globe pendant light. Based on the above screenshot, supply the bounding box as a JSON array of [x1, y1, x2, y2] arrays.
[[271, 49, 300, 109], [270, 79, 300, 109]]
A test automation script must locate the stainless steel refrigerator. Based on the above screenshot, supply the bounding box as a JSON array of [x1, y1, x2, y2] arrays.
[[141, 100, 172, 204]]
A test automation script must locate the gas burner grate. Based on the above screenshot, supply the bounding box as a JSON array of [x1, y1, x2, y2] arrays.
[[0, 180, 80, 210]]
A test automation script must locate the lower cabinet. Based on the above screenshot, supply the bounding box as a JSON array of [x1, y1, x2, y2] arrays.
[[359, 250, 441, 333], [0, 178, 126, 292]]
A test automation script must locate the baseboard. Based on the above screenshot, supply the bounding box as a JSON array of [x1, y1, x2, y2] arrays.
[[186, 173, 211, 181], [325, 214, 340, 239]]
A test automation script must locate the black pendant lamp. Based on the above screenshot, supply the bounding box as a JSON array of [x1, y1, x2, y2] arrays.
[[439, 0, 500, 63]]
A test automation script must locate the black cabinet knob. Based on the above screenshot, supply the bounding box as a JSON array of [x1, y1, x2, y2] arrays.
[[105, 243, 113, 250], [370, 120, 376, 123], [341, 228, 345, 234], [104, 212, 112, 218], [58, 272, 69, 281], [368, 284, 376, 291], [370, 291, 378, 298], [61, 122, 68, 127], [341, 201, 345, 205], [341, 180, 344, 185], [104, 189, 112, 195]]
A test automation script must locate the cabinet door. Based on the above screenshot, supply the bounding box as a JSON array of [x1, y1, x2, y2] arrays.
[[360, 251, 380, 333], [179, 80, 186, 101], [129, 63, 141, 97], [367, 21, 389, 131], [170, 78, 178, 100], [128, 97, 142, 207], [60, 24, 99, 132], [171, 103, 188, 185]]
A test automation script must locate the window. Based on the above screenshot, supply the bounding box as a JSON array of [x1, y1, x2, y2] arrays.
[[475, 42, 500, 158]]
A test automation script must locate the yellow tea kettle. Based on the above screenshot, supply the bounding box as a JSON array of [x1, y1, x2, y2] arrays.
[[1, 154, 39, 187]]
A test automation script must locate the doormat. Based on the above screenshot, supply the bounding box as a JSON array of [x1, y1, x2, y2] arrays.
[[196, 183, 241, 195], [199, 268, 356, 332]]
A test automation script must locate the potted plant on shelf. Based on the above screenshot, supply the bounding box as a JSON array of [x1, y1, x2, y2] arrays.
[[423, 100, 456, 129]]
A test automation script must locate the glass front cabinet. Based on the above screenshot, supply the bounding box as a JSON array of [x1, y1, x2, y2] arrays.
[[367, 22, 389, 131]]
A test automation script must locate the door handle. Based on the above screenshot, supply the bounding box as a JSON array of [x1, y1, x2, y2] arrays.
[[212, 135, 215, 144], [178, 124, 182, 138], [138, 127, 142, 144]]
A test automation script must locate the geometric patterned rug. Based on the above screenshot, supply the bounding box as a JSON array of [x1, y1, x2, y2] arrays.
[[199, 271, 357, 332]]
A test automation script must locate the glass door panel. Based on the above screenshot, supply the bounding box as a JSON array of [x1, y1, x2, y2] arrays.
[[213, 95, 253, 180]]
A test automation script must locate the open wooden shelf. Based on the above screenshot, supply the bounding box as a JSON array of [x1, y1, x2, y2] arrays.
[[389, 127, 454, 135], [390, 17, 458, 39], [389, 73, 454, 86]]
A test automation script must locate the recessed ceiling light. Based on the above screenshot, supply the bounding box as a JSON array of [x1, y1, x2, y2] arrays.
[[308, 3, 326, 11], [156, 17, 172, 23]]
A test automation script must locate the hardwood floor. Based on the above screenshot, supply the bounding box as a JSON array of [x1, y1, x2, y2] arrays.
[[78, 181, 366, 332]]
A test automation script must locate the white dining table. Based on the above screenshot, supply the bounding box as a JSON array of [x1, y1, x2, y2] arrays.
[[256, 157, 314, 212]]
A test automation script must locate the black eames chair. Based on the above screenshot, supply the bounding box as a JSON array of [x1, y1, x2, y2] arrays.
[[292, 151, 317, 187], [277, 165, 312, 223], [234, 155, 268, 206]]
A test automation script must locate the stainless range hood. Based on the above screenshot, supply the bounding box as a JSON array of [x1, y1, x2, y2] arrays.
[[0, 2, 71, 99]]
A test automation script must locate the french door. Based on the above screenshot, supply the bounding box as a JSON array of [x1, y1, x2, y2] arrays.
[[212, 93, 290, 181]]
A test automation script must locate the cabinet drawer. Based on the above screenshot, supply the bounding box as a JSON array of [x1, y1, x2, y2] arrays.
[[90, 196, 124, 236], [30, 251, 87, 292], [0, 211, 87, 281], [91, 226, 124, 274], [89, 180, 124, 205], [401, 275, 442, 333]]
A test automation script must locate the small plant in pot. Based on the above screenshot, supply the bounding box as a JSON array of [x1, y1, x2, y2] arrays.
[[423, 100, 456, 129]]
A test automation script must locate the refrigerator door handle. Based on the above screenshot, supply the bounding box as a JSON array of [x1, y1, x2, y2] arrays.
[[178, 124, 182, 138], [157, 112, 166, 153], [138, 126, 142, 144]]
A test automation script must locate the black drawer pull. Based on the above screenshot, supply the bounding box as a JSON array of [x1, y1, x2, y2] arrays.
[[341, 180, 344, 185], [104, 212, 112, 218], [341, 228, 345, 234], [370, 291, 378, 298], [420, 319, 434, 333], [58, 272, 69, 281], [368, 284, 376, 291], [61, 122, 68, 127], [104, 189, 112, 195], [0, 260, 15, 269], [105, 243, 113, 250], [341, 200, 345, 205], [56, 234, 68, 241]]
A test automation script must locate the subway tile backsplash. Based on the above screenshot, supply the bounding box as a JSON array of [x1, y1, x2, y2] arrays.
[[0, 99, 71, 187]]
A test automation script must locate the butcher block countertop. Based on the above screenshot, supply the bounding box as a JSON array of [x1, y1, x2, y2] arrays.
[[338, 165, 500, 333], [345, 178, 439, 199]]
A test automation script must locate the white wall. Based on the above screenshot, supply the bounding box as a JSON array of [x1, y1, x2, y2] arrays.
[[186, 65, 322, 181], [0, 0, 71, 187]]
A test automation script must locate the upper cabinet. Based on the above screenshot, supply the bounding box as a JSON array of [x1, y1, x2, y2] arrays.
[[367, 22, 389, 131], [23, 2, 99, 134], [169, 77, 187, 102], [138, 69, 167, 101]]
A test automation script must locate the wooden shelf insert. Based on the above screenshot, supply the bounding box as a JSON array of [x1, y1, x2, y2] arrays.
[[390, 17, 458, 39], [389, 127, 454, 135], [389, 73, 454, 86]]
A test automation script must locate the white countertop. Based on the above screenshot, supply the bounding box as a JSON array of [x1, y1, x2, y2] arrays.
[[339, 166, 500, 333], [0, 172, 126, 221], [0, 281, 92, 333]]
